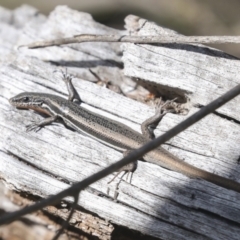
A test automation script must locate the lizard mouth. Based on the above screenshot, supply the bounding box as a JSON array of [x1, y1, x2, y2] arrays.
[[9, 97, 29, 108], [9, 97, 21, 107], [9, 95, 51, 116]]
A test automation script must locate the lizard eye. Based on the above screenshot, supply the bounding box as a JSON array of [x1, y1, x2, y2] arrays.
[[22, 97, 29, 102]]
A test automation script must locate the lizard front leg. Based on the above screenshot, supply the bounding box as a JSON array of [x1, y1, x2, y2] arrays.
[[56, 69, 82, 104], [141, 98, 178, 139], [26, 115, 58, 132]]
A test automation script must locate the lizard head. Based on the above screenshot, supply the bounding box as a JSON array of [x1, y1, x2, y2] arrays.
[[9, 92, 51, 116], [9, 92, 43, 108]]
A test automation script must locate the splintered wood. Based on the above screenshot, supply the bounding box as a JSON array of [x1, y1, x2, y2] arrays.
[[1, 4, 240, 240]]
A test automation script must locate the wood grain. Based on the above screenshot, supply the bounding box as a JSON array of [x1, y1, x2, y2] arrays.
[[1, 5, 240, 240]]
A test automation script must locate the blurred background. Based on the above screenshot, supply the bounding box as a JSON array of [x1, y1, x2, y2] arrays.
[[1, 0, 240, 57]]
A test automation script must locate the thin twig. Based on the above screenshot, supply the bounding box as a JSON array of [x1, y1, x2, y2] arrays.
[[20, 34, 240, 49], [52, 194, 79, 240], [0, 83, 240, 225]]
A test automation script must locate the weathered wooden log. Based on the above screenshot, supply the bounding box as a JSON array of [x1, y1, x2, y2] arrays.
[[1, 5, 240, 240]]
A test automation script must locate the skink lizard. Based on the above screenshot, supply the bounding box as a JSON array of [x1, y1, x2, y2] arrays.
[[9, 73, 240, 193]]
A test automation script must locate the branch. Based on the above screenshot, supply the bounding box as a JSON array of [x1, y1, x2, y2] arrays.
[[52, 193, 79, 240], [20, 34, 240, 49], [0, 83, 240, 225]]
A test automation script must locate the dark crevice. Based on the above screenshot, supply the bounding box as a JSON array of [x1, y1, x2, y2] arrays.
[[49, 59, 123, 69], [145, 43, 240, 60], [111, 224, 160, 240], [132, 76, 189, 104]]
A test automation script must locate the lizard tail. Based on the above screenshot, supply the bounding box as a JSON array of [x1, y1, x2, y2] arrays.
[[147, 148, 240, 193]]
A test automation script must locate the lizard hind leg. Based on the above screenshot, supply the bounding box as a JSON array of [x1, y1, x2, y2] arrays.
[[107, 151, 137, 199]]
